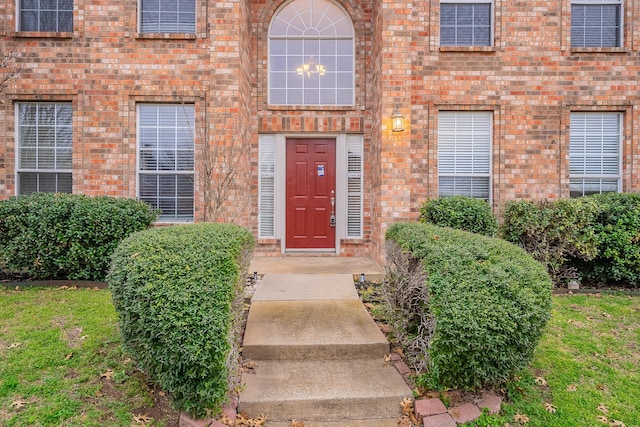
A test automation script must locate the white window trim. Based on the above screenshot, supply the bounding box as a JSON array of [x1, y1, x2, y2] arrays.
[[136, 104, 195, 223], [570, 0, 624, 48], [15, 102, 73, 195], [569, 112, 622, 196], [440, 0, 495, 47], [437, 111, 493, 201], [267, 0, 356, 107]]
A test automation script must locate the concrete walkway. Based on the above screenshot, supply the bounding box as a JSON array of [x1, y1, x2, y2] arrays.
[[239, 257, 412, 426]]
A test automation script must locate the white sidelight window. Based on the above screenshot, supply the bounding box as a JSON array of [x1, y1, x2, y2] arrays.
[[138, 104, 194, 222], [440, 0, 493, 46], [438, 111, 492, 200], [259, 135, 276, 238], [571, 0, 622, 47], [139, 0, 196, 34], [268, 0, 355, 106], [569, 112, 622, 197], [16, 102, 73, 195], [19, 0, 73, 32], [346, 134, 363, 238]]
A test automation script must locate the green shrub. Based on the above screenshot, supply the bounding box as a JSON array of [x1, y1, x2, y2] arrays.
[[570, 193, 640, 286], [384, 222, 552, 390], [0, 193, 157, 281], [107, 223, 254, 418], [500, 198, 599, 286], [418, 196, 498, 237]]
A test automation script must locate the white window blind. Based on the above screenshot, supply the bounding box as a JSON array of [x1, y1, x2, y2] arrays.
[[138, 104, 194, 222], [259, 135, 276, 238], [19, 0, 73, 32], [17, 102, 73, 195], [346, 135, 363, 238], [569, 112, 621, 197], [438, 111, 491, 200], [440, 1, 492, 46], [571, 0, 622, 47], [140, 0, 196, 34]]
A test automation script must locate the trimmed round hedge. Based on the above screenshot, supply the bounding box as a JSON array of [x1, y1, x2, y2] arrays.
[[0, 193, 157, 281], [384, 222, 552, 389], [107, 223, 254, 418], [418, 196, 498, 237]]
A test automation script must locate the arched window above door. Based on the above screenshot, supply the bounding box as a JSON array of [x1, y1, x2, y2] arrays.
[[269, 0, 355, 106]]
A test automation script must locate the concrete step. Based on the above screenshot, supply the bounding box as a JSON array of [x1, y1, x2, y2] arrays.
[[242, 300, 390, 360], [238, 359, 412, 422], [264, 419, 401, 426]]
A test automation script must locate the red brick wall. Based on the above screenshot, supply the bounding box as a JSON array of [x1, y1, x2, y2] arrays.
[[2, 0, 640, 262]]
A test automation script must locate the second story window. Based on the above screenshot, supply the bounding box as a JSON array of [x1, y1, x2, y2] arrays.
[[19, 0, 73, 32], [440, 1, 492, 46], [140, 0, 196, 34], [268, 0, 355, 106], [571, 0, 622, 47]]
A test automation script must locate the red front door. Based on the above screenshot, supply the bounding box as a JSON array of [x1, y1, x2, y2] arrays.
[[286, 138, 336, 249]]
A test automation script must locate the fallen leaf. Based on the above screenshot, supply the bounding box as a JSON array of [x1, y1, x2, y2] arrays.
[[598, 416, 609, 423], [596, 384, 608, 391], [64, 352, 73, 360], [10, 400, 29, 410], [95, 391, 104, 397], [566, 384, 578, 392], [396, 415, 412, 427], [218, 414, 233, 426], [7, 342, 21, 349], [609, 420, 626, 427], [290, 420, 304, 427], [534, 377, 547, 386], [384, 354, 391, 366], [567, 319, 575, 324], [514, 413, 530, 424], [132, 413, 152, 424], [597, 404, 609, 414], [544, 403, 557, 413], [602, 312, 612, 318], [101, 369, 114, 380], [400, 397, 413, 415]]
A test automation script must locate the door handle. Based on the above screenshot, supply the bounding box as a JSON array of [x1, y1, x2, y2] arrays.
[[330, 191, 336, 227]]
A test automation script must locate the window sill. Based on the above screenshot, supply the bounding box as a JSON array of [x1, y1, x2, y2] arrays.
[[570, 47, 628, 54], [13, 31, 73, 39], [135, 33, 197, 40], [267, 105, 357, 112], [439, 46, 498, 53]]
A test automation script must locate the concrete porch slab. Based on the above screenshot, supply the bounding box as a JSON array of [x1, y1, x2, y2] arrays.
[[249, 256, 383, 275], [251, 274, 360, 301]]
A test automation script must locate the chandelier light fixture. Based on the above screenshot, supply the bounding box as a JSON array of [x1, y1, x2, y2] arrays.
[[296, 57, 326, 78]]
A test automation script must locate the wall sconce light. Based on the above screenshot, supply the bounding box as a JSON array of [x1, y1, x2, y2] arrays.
[[391, 106, 405, 132]]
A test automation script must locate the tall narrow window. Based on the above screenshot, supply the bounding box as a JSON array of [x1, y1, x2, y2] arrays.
[[140, 0, 196, 34], [571, 0, 622, 47], [438, 111, 492, 200], [19, 0, 73, 32], [16, 103, 73, 195], [569, 112, 621, 197], [346, 135, 363, 238], [259, 135, 276, 238], [440, 1, 492, 46], [138, 104, 194, 222], [269, 0, 355, 106]]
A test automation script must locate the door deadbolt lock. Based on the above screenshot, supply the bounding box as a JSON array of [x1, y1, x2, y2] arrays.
[[330, 213, 336, 227]]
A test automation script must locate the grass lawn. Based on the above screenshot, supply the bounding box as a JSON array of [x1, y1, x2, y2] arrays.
[[461, 292, 640, 427], [0, 286, 177, 426]]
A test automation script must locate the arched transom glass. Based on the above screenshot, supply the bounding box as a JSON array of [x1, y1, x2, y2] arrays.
[[269, 0, 355, 106]]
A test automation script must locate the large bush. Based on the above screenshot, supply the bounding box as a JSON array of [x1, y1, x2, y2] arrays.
[[500, 198, 599, 285], [570, 193, 640, 286], [107, 223, 254, 418], [0, 193, 157, 281], [418, 196, 498, 237], [384, 222, 552, 389]]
